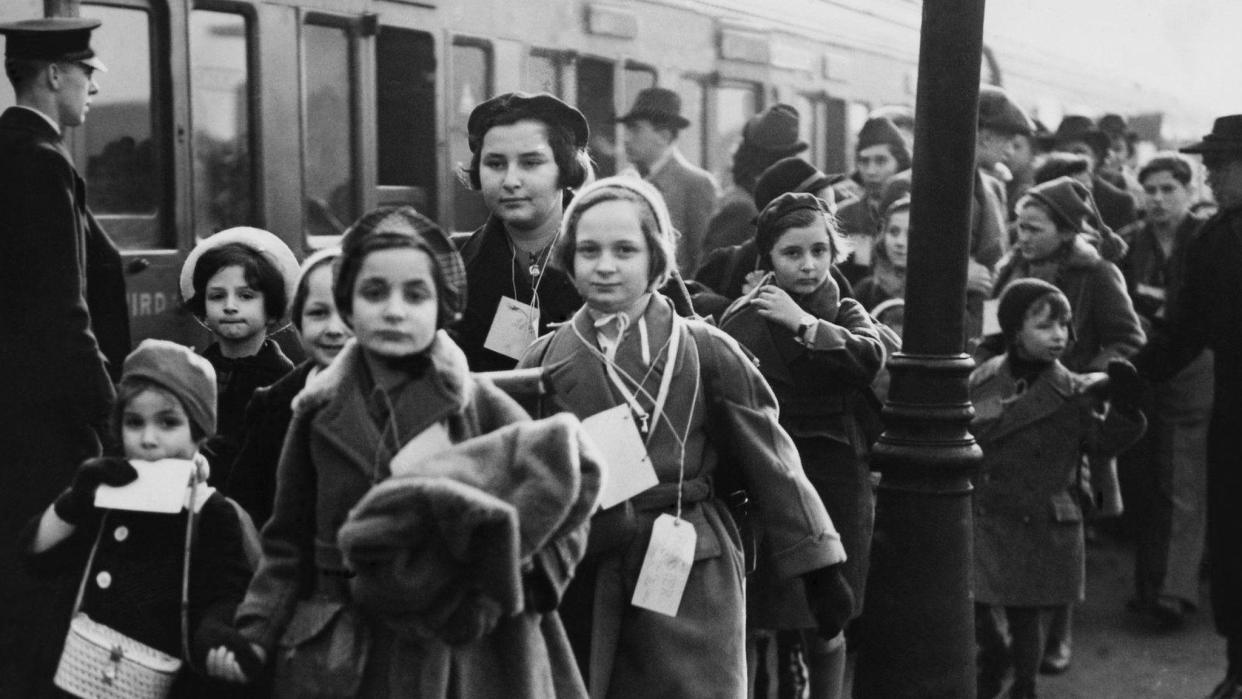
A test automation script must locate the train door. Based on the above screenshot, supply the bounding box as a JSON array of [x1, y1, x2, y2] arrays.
[[707, 79, 761, 188], [72, 0, 195, 346], [448, 36, 493, 233], [576, 56, 616, 177], [375, 24, 436, 218]]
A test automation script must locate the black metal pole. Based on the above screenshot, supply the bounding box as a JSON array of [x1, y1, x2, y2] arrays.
[[853, 0, 985, 696]]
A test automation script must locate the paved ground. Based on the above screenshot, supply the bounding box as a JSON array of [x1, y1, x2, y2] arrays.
[[1036, 536, 1223, 698]]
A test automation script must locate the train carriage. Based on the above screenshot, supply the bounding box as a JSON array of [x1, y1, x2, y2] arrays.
[[0, 0, 1190, 347]]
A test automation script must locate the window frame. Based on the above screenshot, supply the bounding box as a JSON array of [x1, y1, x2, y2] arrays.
[[446, 34, 495, 233]]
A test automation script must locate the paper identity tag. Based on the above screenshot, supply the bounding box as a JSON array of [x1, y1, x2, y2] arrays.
[[631, 514, 696, 617], [982, 298, 1001, 336], [95, 459, 195, 514], [484, 296, 540, 360], [582, 404, 659, 510]]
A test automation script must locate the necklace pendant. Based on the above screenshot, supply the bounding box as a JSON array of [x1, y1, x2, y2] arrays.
[[529, 263, 541, 277]]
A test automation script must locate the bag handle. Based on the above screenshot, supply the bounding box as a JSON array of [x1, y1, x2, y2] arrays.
[[68, 475, 201, 670]]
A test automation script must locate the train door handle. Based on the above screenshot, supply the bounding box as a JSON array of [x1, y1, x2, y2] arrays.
[[126, 258, 151, 275]]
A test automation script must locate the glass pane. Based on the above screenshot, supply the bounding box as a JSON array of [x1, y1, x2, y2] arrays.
[[577, 57, 615, 177], [792, 94, 816, 164], [525, 52, 560, 95], [302, 22, 355, 238], [190, 9, 252, 239], [846, 101, 871, 172], [678, 78, 705, 168], [450, 42, 491, 232], [710, 84, 758, 185], [80, 4, 164, 250], [623, 65, 656, 120], [377, 26, 436, 218]]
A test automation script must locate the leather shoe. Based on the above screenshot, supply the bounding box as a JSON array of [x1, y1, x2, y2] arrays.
[[1209, 674, 1242, 699], [1039, 642, 1070, 675]]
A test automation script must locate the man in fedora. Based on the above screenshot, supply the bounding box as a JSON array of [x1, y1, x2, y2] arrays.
[[1137, 114, 1242, 699], [1048, 115, 1137, 231], [702, 103, 809, 260], [0, 16, 131, 693], [617, 87, 719, 274]]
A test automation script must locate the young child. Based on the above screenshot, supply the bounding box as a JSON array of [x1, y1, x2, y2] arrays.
[[20, 339, 254, 696], [180, 227, 300, 487], [720, 191, 886, 697], [971, 279, 1145, 699], [225, 248, 351, 527]]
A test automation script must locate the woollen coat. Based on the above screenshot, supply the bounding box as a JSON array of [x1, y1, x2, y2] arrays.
[[200, 339, 294, 488], [236, 334, 587, 697], [970, 357, 1144, 606], [719, 279, 885, 627], [518, 295, 844, 698], [644, 149, 720, 275], [1135, 202, 1242, 639], [993, 236, 1145, 373]]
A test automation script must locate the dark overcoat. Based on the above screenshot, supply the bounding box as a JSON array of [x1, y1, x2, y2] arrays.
[[0, 107, 130, 626], [200, 339, 294, 488], [454, 216, 582, 372], [518, 296, 844, 698], [970, 357, 1144, 606], [236, 334, 587, 696], [719, 280, 884, 627], [644, 149, 719, 275], [1136, 202, 1242, 638]]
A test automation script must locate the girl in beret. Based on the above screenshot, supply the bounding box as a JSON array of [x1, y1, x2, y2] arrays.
[[20, 340, 253, 697], [719, 192, 886, 696], [209, 206, 591, 697], [454, 92, 593, 372], [519, 177, 852, 698], [180, 228, 299, 486]]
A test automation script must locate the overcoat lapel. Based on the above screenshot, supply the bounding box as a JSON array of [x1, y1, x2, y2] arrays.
[[975, 360, 1075, 443]]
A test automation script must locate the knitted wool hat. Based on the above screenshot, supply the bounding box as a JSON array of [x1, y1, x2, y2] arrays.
[[121, 339, 218, 438], [179, 226, 300, 317], [335, 206, 467, 325], [754, 157, 837, 212], [977, 85, 1034, 137], [1022, 176, 1103, 233], [996, 278, 1067, 339], [856, 116, 911, 166], [754, 191, 834, 260], [556, 175, 677, 285]]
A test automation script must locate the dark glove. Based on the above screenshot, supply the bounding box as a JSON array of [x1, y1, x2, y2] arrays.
[[53, 457, 138, 524], [194, 617, 266, 682], [802, 563, 855, 640], [1106, 359, 1144, 408]]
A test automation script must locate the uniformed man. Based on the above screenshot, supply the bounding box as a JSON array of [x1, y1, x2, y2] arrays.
[[0, 17, 130, 693], [1138, 114, 1242, 699]]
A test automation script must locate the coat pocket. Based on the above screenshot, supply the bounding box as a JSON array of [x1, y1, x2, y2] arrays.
[[273, 597, 371, 699], [1049, 492, 1083, 523]]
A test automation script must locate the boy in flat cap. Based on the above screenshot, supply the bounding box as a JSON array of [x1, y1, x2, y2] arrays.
[[0, 17, 131, 691], [1137, 115, 1242, 699]]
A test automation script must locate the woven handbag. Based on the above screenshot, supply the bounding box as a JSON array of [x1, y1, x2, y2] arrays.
[[53, 480, 201, 699]]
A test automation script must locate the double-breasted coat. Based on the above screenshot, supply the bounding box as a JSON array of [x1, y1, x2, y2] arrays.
[[970, 357, 1144, 607], [719, 278, 884, 627], [236, 334, 587, 697], [0, 106, 130, 636], [518, 295, 844, 698]]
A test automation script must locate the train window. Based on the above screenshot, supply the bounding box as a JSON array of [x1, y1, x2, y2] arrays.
[[792, 94, 817, 164], [622, 62, 656, 116], [577, 57, 616, 177], [678, 77, 706, 168], [845, 101, 871, 171], [450, 38, 493, 233], [376, 26, 436, 218], [823, 97, 848, 174], [709, 81, 760, 186], [525, 50, 562, 95], [189, 7, 254, 239], [78, 2, 170, 250], [302, 19, 358, 240]]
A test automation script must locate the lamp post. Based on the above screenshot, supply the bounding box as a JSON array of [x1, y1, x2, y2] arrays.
[[852, 0, 986, 696]]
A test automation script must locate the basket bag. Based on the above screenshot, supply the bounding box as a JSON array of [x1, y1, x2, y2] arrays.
[[53, 482, 201, 699]]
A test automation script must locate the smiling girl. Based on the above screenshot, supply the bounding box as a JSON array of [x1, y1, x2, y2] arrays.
[[720, 192, 886, 696], [180, 228, 300, 487]]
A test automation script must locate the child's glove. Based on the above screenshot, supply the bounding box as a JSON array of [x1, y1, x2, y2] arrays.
[[802, 563, 855, 640], [54, 457, 138, 524], [197, 618, 266, 683], [1106, 359, 1144, 408]]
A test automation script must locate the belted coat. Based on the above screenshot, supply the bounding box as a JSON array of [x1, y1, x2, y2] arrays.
[[518, 295, 843, 698]]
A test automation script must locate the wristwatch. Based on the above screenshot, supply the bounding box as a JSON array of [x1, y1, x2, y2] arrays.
[[796, 314, 816, 342]]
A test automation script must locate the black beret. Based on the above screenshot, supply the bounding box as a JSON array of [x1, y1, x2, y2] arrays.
[[467, 92, 589, 153]]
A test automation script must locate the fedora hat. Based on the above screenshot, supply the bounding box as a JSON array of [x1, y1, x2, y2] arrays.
[[754, 157, 841, 211], [1180, 115, 1242, 155], [1048, 115, 1110, 160], [742, 104, 808, 155], [614, 87, 690, 129]]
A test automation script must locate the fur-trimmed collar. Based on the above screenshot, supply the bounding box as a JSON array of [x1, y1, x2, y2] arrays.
[[292, 330, 471, 415]]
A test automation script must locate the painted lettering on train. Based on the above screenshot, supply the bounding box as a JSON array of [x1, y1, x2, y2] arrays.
[[128, 292, 170, 318]]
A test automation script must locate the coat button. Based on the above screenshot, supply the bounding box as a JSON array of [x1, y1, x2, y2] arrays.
[[1022, 515, 1031, 524], [95, 571, 112, 589], [113, 526, 129, 542]]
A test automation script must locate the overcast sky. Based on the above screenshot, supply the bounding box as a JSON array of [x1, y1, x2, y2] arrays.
[[984, 0, 1242, 119]]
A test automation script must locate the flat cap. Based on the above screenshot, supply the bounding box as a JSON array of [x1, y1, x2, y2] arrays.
[[0, 17, 106, 71]]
